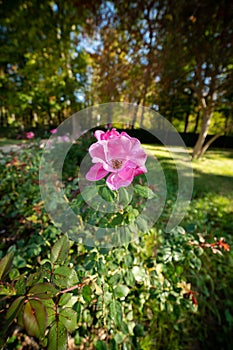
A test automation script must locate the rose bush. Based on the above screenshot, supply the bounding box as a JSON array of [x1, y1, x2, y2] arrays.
[[0, 133, 232, 350]]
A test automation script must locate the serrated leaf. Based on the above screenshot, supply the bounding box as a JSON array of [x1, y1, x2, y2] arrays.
[[28, 283, 57, 299], [48, 321, 67, 350], [59, 308, 77, 332], [5, 296, 25, 325], [0, 251, 14, 280], [42, 298, 56, 326], [23, 299, 47, 338], [51, 235, 70, 265], [53, 266, 78, 288], [114, 285, 130, 299]]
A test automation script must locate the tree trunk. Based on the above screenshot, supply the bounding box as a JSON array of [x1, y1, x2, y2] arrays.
[[192, 109, 213, 159], [193, 111, 200, 133], [198, 123, 233, 158], [184, 111, 189, 133]]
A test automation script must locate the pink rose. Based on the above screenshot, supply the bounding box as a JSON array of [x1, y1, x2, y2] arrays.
[[26, 131, 35, 139], [86, 129, 147, 190], [50, 128, 57, 134]]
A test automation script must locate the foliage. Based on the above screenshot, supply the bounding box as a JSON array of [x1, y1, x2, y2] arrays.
[[1, 0, 232, 149], [0, 225, 223, 349], [0, 141, 232, 349]]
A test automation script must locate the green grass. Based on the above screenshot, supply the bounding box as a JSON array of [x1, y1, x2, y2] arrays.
[[144, 145, 233, 236], [144, 145, 233, 199], [0, 138, 29, 147]]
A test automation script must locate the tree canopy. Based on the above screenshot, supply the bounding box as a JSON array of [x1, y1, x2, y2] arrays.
[[0, 0, 232, 155]]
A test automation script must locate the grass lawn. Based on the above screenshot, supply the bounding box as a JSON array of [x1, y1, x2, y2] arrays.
[[0, 138, 29, 147], [144, 145, 233, 234], [144, 145, 233, 198]]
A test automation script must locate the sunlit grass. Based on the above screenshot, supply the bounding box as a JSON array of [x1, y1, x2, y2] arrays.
[[144, 145, 233, 194], [0, 138, 29, 147], [143, 145, 233, 226]]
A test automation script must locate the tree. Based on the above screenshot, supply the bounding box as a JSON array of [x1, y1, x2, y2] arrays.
[[157, 0, 233, 158], [0, 0, 96, 126]]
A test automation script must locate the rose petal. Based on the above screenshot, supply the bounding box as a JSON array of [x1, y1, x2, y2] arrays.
[[86, 163, 109, 181], [106, 167, 134, 190], [94, 130, 105, 141], [134, 165, 147, 176], [89, 142, 107, 164]]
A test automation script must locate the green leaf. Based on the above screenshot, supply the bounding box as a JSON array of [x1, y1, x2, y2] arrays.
[[95, 340, 107, 350], [59, 308, 77, 332], [99, 186, 115, 202], [23, 299, 47, 338], [42, 298, 56, 326], [9, 268, 20, 280], [132, 266, 146, 283], [114, 285, 130, 299], [120, 321, 129, 335], [136, 216, 149, 232], [59, 293, 72, 306], [53, 266, 78, 288], [28, 283, 57, 299], [0, 251, 14, 280], [82, 285, 92, 303], [109, 273, 122, 286], [109, 299, 123, 327], [51, 235, 70, 265], [134, 184, 156, 199], [48, 321, 68, 350], [5, 296, 25, 325], [124, 270, 135, 287], [0, 284, 15, 296], [73, 302, 82, 322], [124, 254, 134, 267], [118, 187, 132, 206], [109, 338, 117, 350]]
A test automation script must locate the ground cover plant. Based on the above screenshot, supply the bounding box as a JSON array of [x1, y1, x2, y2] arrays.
[[0, 137, 232, 350]]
